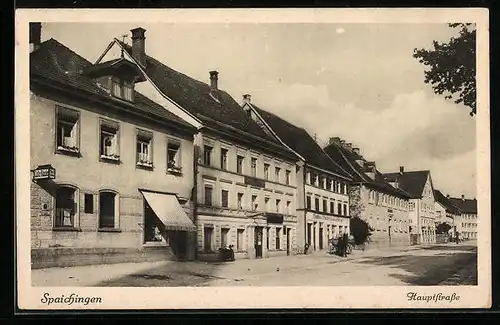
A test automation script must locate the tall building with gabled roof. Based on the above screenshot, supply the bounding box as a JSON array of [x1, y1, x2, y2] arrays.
[[449, 195, 478, 240], [242, 98, 353, 253], [323, 137, 412, 248]]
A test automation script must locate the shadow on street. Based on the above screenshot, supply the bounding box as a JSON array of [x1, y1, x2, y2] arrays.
[[356, 245, 477, 285]]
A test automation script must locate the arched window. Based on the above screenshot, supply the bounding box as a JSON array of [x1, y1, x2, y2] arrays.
[[99, 191, 119, 229], [55, 185, 78, 228]]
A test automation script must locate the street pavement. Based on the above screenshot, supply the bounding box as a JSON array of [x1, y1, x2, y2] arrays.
[[32, 241, 477, 287]]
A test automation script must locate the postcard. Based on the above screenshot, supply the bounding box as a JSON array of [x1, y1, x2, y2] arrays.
[[15, 8, 490, 310]]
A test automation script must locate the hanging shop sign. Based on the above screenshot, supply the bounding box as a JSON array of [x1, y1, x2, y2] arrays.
[[32, 164, 56, 181]]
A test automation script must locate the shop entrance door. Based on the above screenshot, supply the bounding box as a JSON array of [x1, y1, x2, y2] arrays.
[[255, 227, 263, 258]]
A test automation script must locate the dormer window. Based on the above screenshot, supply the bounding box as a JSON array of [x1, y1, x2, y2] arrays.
[[111, 78, 134, 101]]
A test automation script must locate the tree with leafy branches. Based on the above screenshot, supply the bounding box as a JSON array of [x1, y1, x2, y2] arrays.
[[413, 23, 476, 116]]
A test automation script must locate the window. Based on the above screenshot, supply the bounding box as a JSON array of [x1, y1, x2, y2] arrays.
[[338, 203, 342, 215], [221, 190, 229, 208], [136, 129, 153, 168], [306, 172, 311, 184], [276, 199, 281, 213], [276, 227, 281, 250], [314, 197, 320, 212], [84, 193, 93, 214], [330, 201, 334, 214], [237, 229, 244, 251], [99, 119, 120, 161], [111, 78, 133, 101], [55, 186, 77, 228], [204, 186, 213, 206], [221, 228, 230, 248], [237, 193, 244, 210], [99, 191, 117, 229], [251, 195, 258, 211], [343, 183, 348, 194], [266, 227, 270, 249], [264, 164, 270, 180], [336, 181, 341, 193], [306, 196, 311, 209], [204, 226, 214, 252], [314, 174, 319, 186], [167, 141, 182, 172], [330, 179, 334, 191], [265, 197, 270, 211], [286, 201, 291, 214], [285, 170, 291, 185], [220, 148, 228, 170], [275, 167, 281, 182], [322, 177, 327, 189], [203, 145, 213, 166], [251, 158, 257, 177], [237, 155, 244, 174], [56, 106, 80, 154], [343, 204, 348, 216], [322, 199, 327, 212]]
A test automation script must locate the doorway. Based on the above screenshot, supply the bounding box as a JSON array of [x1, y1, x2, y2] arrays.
[[319, 227, 324, 250], [255, 226, 263, 258], [307, 223, 312, 246], [286, 228, 291, 256]]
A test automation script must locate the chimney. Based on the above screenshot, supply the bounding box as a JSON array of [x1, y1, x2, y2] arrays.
[[130, 27, 146, 67], [399, 166, 404, 175], [29, 22, 42, 53], [328, 137, 341, 146], [340, 139, 346, 146], [364, 161, 376, 180], [344, 143, 352, 150], [209, 71, 219, 91], [242, 94, 251, 104], [352, 147, 360, 155]]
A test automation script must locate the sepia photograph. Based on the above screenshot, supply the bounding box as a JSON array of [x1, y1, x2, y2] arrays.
[[16, 8, 490, 309]]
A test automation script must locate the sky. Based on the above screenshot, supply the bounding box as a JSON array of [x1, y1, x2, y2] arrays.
[[39, 22, 477, 198]]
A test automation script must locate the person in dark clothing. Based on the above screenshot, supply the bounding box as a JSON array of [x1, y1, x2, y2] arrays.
[[342, 233, 349, 257], [338, 234, 346, 257]]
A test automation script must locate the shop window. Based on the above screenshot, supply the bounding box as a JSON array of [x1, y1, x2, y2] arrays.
[[276, 227, 281, 250], [55, 186, 78, 228], [55, 106, 80, 155], [136, 129, 153, 168], [204, 226, 214, 253], [167, 140, 182, 174], [221, 228, 230, 248], [84, 193, 93, 214], [100, 119, 120, 162], [237, 229, 244, 251], [99, 191, 118, 229], [221, 190, 229, 208]]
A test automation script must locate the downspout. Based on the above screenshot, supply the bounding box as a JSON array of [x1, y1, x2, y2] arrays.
[[302, 163, 308, 254], [193, 142, 200, 260]]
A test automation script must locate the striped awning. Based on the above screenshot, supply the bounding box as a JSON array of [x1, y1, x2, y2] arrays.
[[141, 190, 197, 232]]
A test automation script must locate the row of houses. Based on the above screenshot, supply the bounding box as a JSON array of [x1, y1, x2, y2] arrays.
[[28, 24, 477, 268]]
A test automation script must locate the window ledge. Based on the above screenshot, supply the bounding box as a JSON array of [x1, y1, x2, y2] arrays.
[[56, 147, 81, 157], [52, 227, 81, 232], [143, 242, 168, 247], [98, 228, 122, 233], [100, 155, 121, 164], [136, 162, 154, 171], [167, 167, 183, 176]]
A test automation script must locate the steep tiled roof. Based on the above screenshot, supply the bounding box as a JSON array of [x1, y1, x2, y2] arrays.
[[449, 197, 477, 214], [323, 141, 411, 198], [250, 105, 352, 179], [383, 170, 430, 199], [434, 190, 462, 215], [30, 39, 193, 130], [117, 42, 284, 149]]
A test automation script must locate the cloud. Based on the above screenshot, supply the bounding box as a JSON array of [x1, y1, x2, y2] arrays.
[[336, 27, 345, 34], [248, 82, 476, 196]]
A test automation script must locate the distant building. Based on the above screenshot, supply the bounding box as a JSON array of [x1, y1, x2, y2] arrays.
[[383, 169, 437, 245], [29, 24, 198, 268], [433, 190, 461, 241], [242, 100, 353, 254], [449, 196, 478, 240], [323, 138, 411, 248], [94, 27, 299, 260]]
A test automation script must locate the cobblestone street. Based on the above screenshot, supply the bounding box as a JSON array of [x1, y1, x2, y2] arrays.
[[32, 242, 477, 287]]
